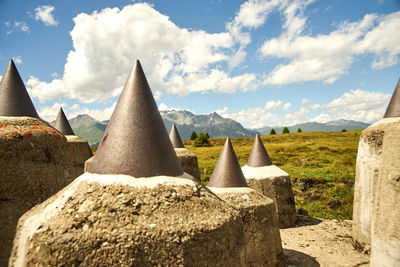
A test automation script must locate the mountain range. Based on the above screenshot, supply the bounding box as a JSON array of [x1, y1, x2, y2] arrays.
[[255, 119, 370, 135], [66, 110, 370, 146]]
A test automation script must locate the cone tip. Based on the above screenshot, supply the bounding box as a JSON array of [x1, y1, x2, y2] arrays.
[[247, 134, 272, 167], [88, 59, 183, 177], [208, 135, 247, 188]]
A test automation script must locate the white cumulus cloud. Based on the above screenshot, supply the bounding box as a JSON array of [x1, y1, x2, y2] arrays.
[[12, 56, 22, 64], [38, 102, 117, 122], [34, 5, 59, 26], [216, 99, 290, 128], [322, 89, 391, 122], [261, 10, 400, 85], [5, 21, 30, 34], [283, 102, 292, 110], [27, 3, 258, 104]]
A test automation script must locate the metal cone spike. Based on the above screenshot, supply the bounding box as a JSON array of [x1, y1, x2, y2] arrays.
[[54, 107, 75, 135], [169, 123, 185, 148], [383, 78, 400, 118], [0, 60, 39, 118], [247, 134, 273, 167], [208, 137, 248, 187], [89, 60, 183, 177]]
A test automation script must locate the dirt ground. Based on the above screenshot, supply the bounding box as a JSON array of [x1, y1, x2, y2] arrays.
[[280, 216, 370, 267]]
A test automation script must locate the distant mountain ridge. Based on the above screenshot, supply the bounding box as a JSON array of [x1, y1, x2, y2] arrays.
[[70, 110, 258, 145], [254, 120, 370, 135], [67, 111, 370, 146]]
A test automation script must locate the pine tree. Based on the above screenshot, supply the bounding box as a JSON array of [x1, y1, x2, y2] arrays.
[[205, 132, 210, 139], [297, 128, 302, 133], [270, 128, 276, 135], [194, 131, 212, 147], [282, 127, 290, 134], [341, 129, 347, 132], [190, 131, 198, 140]]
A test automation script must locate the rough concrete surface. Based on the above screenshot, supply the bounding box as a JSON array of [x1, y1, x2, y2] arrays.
[[370, 122, 400, 266], [10, 173, 246, 266], [0, 116, 68, 266], [242, 165, 296, 228], [175, 148, 201, 181], [64, 135, 92, 181], [352, 117, 400, 253], [281, 217, 370, 267], [209, 187, 285, 267], [84, 155, 94, 172]]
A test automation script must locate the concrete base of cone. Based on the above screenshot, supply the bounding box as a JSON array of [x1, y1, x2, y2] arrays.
[[175, 148, 200, 181], [65, 135, 92, 180], [352, 117, 400, 253], [0, 116, 68, 266], [242, 165, 296, 228], [10, 172, 246, 266], [208, 187, 286, 267], [84, 155, 94, 172], [370, 122, 400, 266]]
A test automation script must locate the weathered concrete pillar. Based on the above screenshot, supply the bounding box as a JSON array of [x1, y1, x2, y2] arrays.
[[0, 60, 68, 266], [54, 107, 92, 180], [352, 79, 400, 253], [242, 134, 296, 228], [370, 122, 400, 266], [10, 60, 246, 266], [208, 137, 285, 267], [169, 123, 200, 180]]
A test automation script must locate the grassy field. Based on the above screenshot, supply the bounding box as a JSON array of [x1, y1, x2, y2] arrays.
[[183, 130, 361, 220]]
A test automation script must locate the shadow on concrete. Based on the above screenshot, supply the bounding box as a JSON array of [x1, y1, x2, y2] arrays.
[[295, 216, 323, 227], [284, 249, 320, 267]]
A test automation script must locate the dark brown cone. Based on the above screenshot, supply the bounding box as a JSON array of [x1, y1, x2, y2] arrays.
[[0, 60, 39, 118], [208, 137, 248, 187], [89, 60, 183, 177], [54, 107, 75, 135], [247, 134, 273, 167], [383, 78, 400, 118], [169, 123, 185, 148]]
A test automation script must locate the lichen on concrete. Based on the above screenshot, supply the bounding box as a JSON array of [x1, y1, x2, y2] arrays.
[[0, 116, 68, 266]]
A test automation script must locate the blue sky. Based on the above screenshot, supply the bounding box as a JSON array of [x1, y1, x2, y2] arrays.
[[1, 0, 399, 128]]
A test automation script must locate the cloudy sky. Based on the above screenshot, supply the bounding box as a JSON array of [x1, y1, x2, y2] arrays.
[[1, 0, 399, 128]]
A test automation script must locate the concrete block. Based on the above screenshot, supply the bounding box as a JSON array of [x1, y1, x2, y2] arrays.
[[242, 165, 296, 228], [10, 173, 246, 266], [64, 135, 92, 180], [352, 117, 400, 253], [175, 148, 200, 181], [208, 187, 285, 267], [0, 116, 68, 265], [370, 122, 400, 266]]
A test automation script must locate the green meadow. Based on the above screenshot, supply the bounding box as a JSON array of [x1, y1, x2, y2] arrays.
[[184, 130, 361, 220], [92, 130, 360, 220]]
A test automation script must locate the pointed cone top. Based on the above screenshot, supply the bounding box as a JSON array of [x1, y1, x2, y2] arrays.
[[169, 123, 185, 148], [89, 60, 183, 177], [208, 137, 248, 188], [383, 78, 400, 118], [247, 134, 273, 167], [0, 60, 39, 118], [54, 107, 75, 135]]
